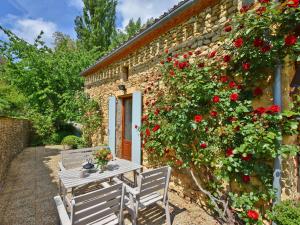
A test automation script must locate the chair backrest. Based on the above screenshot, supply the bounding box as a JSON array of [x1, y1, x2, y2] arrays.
[[139, 166, 171, 201], [61, 146, 107, 169], [70, 182, 125, 225]]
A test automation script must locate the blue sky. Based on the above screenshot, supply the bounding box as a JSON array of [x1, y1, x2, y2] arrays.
[[0, 0, 181, 47]]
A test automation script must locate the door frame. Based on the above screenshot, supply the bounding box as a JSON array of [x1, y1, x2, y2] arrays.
[[120, 94, 133, 160]]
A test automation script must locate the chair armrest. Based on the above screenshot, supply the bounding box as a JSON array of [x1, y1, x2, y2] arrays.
[[53, 196, 71, 225], [58, 162, 65, 171]]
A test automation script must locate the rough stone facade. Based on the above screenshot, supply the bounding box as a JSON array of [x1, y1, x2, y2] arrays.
[[0, 117, 31, 187], [85, 0, 241, 145], [84, 0, 300, 201]]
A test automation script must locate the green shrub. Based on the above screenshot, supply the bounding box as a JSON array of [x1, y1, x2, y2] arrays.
[[61, 135, 85, 149], [269, 200, 300, 225]]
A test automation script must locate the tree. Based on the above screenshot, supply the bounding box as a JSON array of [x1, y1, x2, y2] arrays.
[[0, 26, 98, 143], [74, 0, 117, 53], [110, 18, 142, 49]]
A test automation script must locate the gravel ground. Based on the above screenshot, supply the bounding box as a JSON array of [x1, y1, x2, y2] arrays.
[[0, 146, 220, 225]]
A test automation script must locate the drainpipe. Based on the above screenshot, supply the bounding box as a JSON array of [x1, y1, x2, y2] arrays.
[[272, 63, 282, 225]]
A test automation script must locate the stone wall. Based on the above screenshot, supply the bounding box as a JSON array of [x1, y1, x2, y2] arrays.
[[86, 0, 241, 146], [0, 117, 31, 187], [84, 0, 300, 201]]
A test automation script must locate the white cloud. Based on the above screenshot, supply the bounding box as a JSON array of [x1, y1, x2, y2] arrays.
[[117, 0, 182, 29], [0, 15, 57, 47], [67, 0, 84, 10]]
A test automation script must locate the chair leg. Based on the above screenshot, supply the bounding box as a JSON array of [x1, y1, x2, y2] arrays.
[[165, 201, 171, 225], [129, 194, 137, 225]]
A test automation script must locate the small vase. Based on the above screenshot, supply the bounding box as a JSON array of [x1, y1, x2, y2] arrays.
[[99, 164, 107, 173]]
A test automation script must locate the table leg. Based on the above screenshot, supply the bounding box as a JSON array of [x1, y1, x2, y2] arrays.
[[134, 170, 141, 186]]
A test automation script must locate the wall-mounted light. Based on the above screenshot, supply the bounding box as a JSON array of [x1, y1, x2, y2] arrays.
[[118, 84, 126, 91]]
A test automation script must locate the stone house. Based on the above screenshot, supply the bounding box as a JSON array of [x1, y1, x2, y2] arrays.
[[82, 0, 300, 200]]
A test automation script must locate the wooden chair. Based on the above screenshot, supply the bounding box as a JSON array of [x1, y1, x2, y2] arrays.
[[124, 166, 172, 225], [59, 146, 108, 171], [54, 182, 125, 225]]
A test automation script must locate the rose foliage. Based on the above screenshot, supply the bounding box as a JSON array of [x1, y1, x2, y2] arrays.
[[140, 1, 299, 224]]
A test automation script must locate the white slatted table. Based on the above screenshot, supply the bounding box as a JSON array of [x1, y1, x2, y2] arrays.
[[59, 158, 142, 191]]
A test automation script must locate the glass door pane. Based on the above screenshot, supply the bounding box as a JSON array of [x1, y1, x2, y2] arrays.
[[124, 98, 132, 140]]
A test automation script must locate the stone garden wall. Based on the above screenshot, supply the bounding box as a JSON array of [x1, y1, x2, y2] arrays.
[[0, 117, 31, 187]]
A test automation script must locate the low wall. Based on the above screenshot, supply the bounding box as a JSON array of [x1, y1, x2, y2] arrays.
[[0, 117, 31, 187]]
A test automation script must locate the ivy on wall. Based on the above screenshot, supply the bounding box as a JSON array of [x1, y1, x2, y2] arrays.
[[140, 1, 299, 224]]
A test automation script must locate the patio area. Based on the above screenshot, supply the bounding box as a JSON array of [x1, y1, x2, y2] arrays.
[[0, 146, 219, 225]]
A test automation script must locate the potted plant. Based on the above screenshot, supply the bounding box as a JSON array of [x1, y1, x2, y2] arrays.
[[93, 148, 113, 172]]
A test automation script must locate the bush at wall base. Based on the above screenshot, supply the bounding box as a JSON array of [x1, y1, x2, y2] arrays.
[[268, 200, 300, 225], [61, 135, 85, 149]]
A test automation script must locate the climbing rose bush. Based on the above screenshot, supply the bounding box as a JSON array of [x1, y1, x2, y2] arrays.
[[140, 1, 299, 224]]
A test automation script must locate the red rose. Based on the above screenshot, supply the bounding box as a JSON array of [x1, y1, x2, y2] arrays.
[[256, 6, 266, 15], [223, 55, 231, 62], [208, 51, 217, 58], [253, 87, 263, 96], [195, 50, 201, 55], [210, 111, 218, 117], [242, 62, 251, 71], [220, 76, 228, 83], [241, 154, 252, 161], [240, 5, 251, 13], [142, 115, 149, 122], [254, 107, 266, 115], [285, 35, 298, 46], [247, 210, 259, 220], [188, 51, 193, 56], [229, 81, 236, 88], [233, 38, 243, 48], [212, 95, 220, 103], [224, 25, 232, 32], [230, 93, 239, 102], [261, 44, 271, 53], [259, 0, 270, 2], [146, 128, 151, 136], [242, 175, 251, 183], [194, 115, 203, 123], [200, 143, 207, 149], [253, 38, 264, 47], [237, 84, 243, 90], [178, 61, 189, 69], [165, 49, 169, 54], [226, 148, 234, 157], [183, 54, 188, 59], [174, 54, 179, 58], [152, 124, 160, 132], [175, 159, 183, 166], [154, 109, 160, 115], [287, 0, 299, 8], [267, 105, 281, 113], [198, 62, 205, 68], [169, 70, 175, 76]]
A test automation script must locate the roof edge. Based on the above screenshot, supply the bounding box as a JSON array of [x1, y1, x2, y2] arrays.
[[81, 0, 199, 76]]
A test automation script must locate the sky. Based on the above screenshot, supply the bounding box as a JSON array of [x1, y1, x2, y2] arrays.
[[0, 0, 182, 47]]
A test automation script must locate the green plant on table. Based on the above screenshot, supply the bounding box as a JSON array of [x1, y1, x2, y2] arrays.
[[93, 148, 113, 169]]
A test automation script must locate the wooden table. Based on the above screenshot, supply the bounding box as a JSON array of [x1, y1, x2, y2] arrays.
[[59, 158, 142, 194]]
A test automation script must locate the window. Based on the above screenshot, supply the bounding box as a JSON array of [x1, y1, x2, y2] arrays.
[[121, 66, 129, 82]]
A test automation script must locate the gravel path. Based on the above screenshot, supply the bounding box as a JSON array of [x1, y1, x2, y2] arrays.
[[0, 146, 219, 225]]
